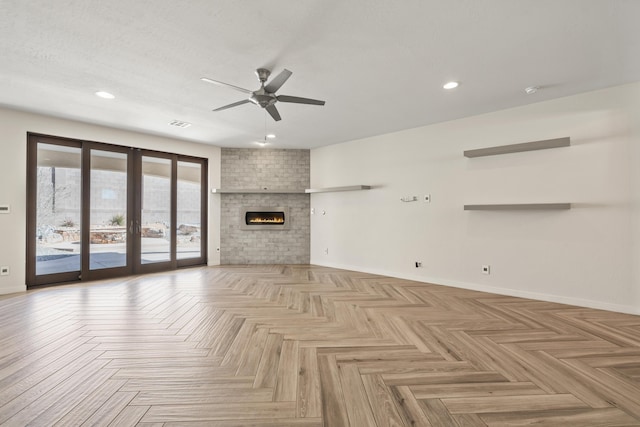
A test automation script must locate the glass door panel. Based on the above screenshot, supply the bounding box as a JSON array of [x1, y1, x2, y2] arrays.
[[89, 149, 129, 270], [27, 134, 207, 288], [177, 161, 202, 260], [35, 143, 82, 276], [141, 156, 172, 264]]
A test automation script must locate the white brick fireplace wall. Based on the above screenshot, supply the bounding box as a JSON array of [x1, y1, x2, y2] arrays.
[[220, 148, 310, 264]]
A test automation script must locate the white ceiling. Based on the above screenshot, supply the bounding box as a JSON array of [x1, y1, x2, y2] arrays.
[[1, 1, 639, 149]]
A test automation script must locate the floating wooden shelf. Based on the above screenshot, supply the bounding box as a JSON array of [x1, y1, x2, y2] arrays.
[[464, 137, 570, 158], [211, 189, 306, 194], [464, 203, 571, 211], [305, 185, 371, 193]]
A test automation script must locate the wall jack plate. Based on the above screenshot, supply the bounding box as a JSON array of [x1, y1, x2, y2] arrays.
[[0, 266, 9, 276], [424, 194, 431, 203], [482, 265, 490, 275]]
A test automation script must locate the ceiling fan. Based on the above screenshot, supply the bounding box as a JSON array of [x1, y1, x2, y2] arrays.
[[201, 68, 325, 121]]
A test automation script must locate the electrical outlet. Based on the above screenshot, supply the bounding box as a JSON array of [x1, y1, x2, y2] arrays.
[[424, 194, 431, 203], [415, 261, 423, 268], [311, 208, 315, 215], [0, 266, 9, 276], [482, 265, 490, 275]]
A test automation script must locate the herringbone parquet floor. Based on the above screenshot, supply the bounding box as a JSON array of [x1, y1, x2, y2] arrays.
[[1, 265, 640, 426]]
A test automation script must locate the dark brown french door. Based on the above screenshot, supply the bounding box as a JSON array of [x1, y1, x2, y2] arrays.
[[26, 134, 207, 287]]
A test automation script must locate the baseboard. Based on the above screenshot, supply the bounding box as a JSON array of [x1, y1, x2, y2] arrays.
[[0, 285, 27, 296], [311, 260, 640, 315]]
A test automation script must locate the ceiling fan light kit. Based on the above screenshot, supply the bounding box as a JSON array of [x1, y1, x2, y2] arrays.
[[201, 68, 325, 121]]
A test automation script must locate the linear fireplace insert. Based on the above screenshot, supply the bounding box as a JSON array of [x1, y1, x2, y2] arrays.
[[240, 207, 290, 230]]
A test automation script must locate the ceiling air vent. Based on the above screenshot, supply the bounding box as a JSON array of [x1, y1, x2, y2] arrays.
[[169, 120, 192, 128]]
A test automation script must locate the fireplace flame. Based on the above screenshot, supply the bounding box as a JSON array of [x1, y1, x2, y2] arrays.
[[248, 217, 285, 224]]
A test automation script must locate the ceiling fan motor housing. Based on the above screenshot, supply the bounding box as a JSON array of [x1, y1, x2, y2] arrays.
[[250, 91, 277, 108]]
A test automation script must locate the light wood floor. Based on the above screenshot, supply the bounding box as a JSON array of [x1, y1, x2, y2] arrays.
[[1, 265, 640, 426]]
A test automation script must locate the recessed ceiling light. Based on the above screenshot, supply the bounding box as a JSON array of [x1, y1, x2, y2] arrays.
[[525, 86, 539, 95], [95, 91, 115, 99], [266, 134, 276, 139], [443, 81, 459, 90]]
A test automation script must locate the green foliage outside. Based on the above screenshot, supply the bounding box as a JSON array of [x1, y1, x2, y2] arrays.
[[109, 214, 125, 226]]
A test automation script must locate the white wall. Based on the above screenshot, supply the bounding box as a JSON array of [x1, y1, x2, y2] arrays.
[[311, 82, 640, 314], [0, 108, 221, 295]]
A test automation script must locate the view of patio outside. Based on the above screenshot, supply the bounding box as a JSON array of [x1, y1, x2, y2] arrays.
[[35, 145, 202, 276]]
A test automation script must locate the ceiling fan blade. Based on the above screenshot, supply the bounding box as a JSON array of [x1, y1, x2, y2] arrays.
[[213, 99, 251, 112], [264, 69, 293, 93], [265, 104, 282, 121], [201, 77, 252, 94], [277, 95, 325, 106]]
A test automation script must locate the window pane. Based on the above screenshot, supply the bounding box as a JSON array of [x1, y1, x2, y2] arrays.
[[177, 161, 201, 259], [141, 156, 171, 264], [36, 143, 82, 275], [90, 150, 128, 270]]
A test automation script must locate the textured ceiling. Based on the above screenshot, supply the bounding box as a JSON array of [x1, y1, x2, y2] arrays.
[[1, 1, 639, 149]]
